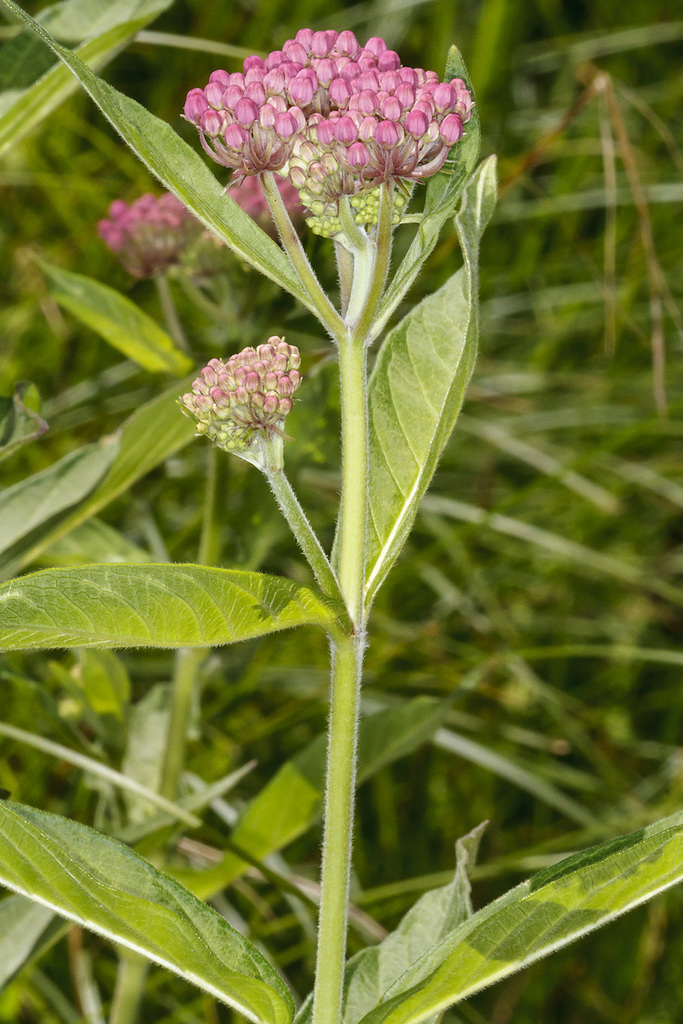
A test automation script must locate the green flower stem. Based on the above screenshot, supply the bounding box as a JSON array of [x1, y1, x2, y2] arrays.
[[334, 239, 354, 316], [260, 171, 345, 339], [312, 632, 363, 1024], [335, 334, 369, 626], [266, 465, 347, 611], [352, 184, 394, 341], [159, 646, 205, 803], [155, 272, 189, 353]]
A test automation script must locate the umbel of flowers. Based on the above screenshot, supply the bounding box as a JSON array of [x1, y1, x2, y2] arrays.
[[180, 339, 302, 469], [183, 29, 472, 236]]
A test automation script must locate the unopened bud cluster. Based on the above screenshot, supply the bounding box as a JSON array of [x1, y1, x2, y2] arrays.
[[98, 193, 202, 278], [184, 29, 472, 236], [180, 340, 302, 459]]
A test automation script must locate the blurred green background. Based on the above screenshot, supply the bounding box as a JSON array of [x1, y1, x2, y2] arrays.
[[1, 0, 683, 1021]]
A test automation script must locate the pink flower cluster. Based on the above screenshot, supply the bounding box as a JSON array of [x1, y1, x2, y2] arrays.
[[180, 339, 302, 453], [98, 193, 202, 278], [184, 29, 472, 222]]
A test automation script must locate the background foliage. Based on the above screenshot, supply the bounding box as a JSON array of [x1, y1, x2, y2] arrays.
[[1, 0, 682, 1022]]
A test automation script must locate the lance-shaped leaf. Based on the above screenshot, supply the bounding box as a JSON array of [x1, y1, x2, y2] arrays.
[[358, 809, 683, 1024], [0, 801, 293, 1024], [178, 698, 445, 901], [1, 378, 195, 578], [39, 260, 193, 375], [0, 0, 313, 314], [0, 0, 175, 153], [365, 157, 497, 606], [370, 46, 482, 341], [0, 440, 119, 566], [0, 563, 340, 649]]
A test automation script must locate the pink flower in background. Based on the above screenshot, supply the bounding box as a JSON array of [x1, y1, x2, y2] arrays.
[[98, 193, 202, 278], [183, 29, 472, 228]]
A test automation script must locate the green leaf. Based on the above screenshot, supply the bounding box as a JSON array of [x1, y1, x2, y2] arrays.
[[0, 563, 340, 649], [0, 381, 48, 463], [0, 440, 119, 565], [0, 0, 313, 312], [0, 893, 58, 986], [358, 810, 683, 1024], [365, 157, 497, 606], [340, 823, 487, 1024], [372, 48, 482, 341], [0, 801, 293, 1024], [180, 698, 445, 901], [0, 0, 175, 153], [1, 378, 195, 577], [39, 260, 193, 375], [37, 518, 151, 566]]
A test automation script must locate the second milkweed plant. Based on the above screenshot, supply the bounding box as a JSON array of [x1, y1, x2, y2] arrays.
[[1, 6, 683, 1024]]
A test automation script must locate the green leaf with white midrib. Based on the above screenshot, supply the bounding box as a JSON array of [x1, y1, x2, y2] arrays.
[[365, 157, 497, 607], [0, 0, 175, 153], [0, 0, 313, 314], [39, 260, 192, 375], [0, 802, 293, 1024], [0, 563, 339, 649], [358, 809, 683, 1024]]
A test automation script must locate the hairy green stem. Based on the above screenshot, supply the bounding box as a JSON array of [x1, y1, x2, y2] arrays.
[[352, 184, 394, 341], [312, 633, 364, 1024], [266, 465, 346, 609], [260, 172, 345, 339]]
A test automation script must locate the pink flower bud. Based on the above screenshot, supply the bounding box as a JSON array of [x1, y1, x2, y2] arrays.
[[380, 96, 402, 121], [334, 116, 358, 144], [245, 82, 266, 105], [311, 30, 330, 56], [329, 77, 352, 106], [224, 84, 245, 109], [278, 396, 293, 415], [295, 28, 314, 47], [245, 67, 265, 86], [209, 69, 230, 89], [358, 116, 376, 141], [265, 49, 284, 70], [347, 141, 370, 168], [274, 111, 298, 138], [316, 120, 337, 146], [394, 84, 415, 108], [288, 74, 316, 106], [365, 36, 388, 56], [224, 123, 248, 149], [244, 55, 265, 71], [378, 50, 400, 71], [375, 120, 401, 147], [259, 103, 277, 128], [337, 30, 360, 56], [433, 81, 456, 113], [316, 59, 336, 87], [404, 109, 428, 138], [264, 68, 286, 94], [283, 40, 308, 64], [200, 109, 224, 137], [184, 88, 208, 123], [263, 392, 280, 414], [440, 112, 463, 143], [234, 97, 258, 126]]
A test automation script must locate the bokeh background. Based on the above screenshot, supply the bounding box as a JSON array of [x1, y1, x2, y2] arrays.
[[2, 0, 683, 1021]]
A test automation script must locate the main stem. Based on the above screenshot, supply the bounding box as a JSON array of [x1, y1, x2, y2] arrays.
[[313, 331, 370, 1024]]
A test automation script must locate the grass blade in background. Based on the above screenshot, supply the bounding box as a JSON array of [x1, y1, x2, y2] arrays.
[[0, 563, 339, 649], [1, 378, 195, 577], [0, 894, 58, 987], [39, 261, 193, 375], [0, 0, 175, 152], [0, 801, 294, 1024], [358, 810, 683, 1024], [178, 698, 445, 900], [0, 381, 48, 463], [0, 441, 118, 565], [365, 157, 497, 606]]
